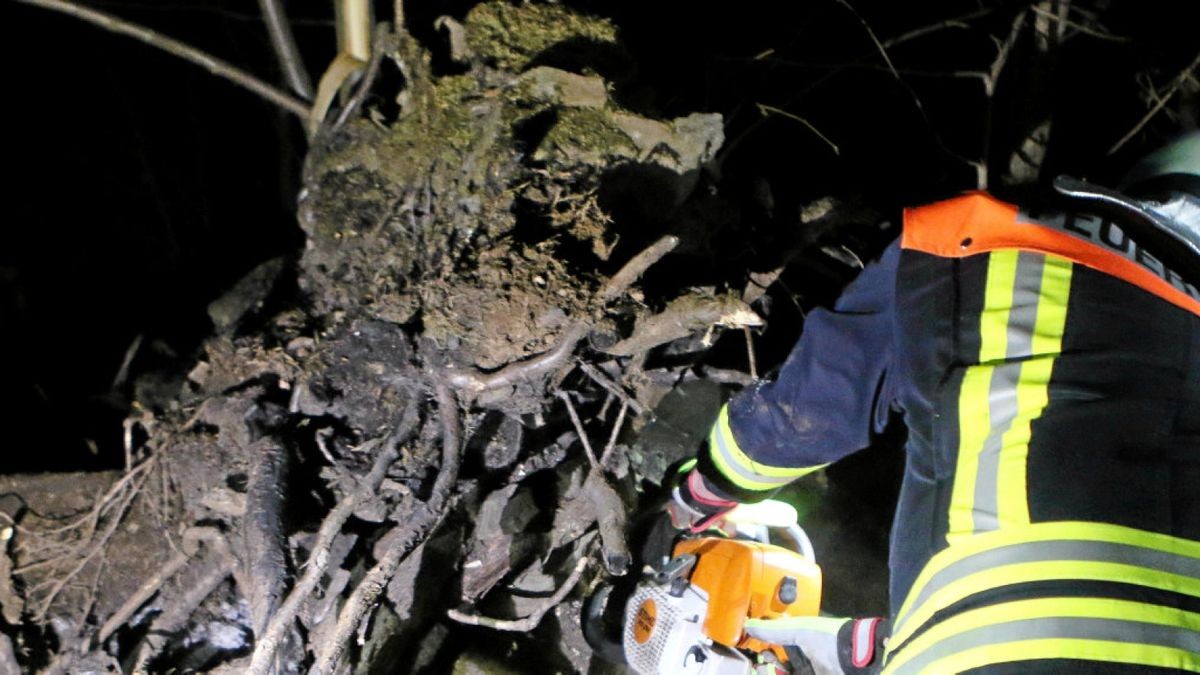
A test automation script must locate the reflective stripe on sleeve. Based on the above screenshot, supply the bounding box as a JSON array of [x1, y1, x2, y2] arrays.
[[706, 405, 827, 492], [883, 597, 1200, 674]]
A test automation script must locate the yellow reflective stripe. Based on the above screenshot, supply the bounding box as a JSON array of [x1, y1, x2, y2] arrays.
[[895, 521, 1200, 629], [925, 640, 1200, 674], [707, 405, 826, 492], [979, 250, 1018, 362], [948, 250, 1017, 542], [948, 253, 1073, 543], [995, 256, 1073, 528], [948, 365, 992, 542], [884, 597, 1200, 674], [890, 559, 1200, 648]]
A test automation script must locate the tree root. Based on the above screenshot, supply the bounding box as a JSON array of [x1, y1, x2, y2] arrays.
[[245, 403, 419, 675], [310, 382, 463, 674], [448, 235, 680, 395], [446, 555, 590, 632]]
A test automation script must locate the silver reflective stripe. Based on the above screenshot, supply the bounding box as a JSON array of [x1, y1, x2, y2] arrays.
[[890, 616, 1200, 674], [973, 252, 1045, 533], [708, 423, 791, 488], [894, 539, 1200, 636]]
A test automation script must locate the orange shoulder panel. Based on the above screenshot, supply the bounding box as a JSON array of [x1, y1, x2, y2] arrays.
[[902, 191, 1200, 317]]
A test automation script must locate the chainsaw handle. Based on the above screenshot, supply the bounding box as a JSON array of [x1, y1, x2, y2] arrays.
[[780, 523, 816, 563], [725, 500, 817, 563]]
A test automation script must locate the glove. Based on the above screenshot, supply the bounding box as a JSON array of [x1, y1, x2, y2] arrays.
[[667, 466, 737, 532], [744, 616, 887, 675]]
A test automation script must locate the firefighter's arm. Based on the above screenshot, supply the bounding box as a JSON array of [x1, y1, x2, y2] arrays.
[[677, 239, 900, 518]]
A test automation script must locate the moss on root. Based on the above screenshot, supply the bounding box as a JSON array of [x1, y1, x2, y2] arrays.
[[465, 1, 618, 72]]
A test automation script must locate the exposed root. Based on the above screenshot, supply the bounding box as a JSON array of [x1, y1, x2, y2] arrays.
[[310, 382, 463, 674], [446, 555, 590, 632], [246, 404, 419, 675]]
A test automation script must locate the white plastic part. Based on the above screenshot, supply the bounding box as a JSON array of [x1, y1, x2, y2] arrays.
[[724, 499, 798, 528], [623, 582, 753, 675], [724, 500, 817, 562]]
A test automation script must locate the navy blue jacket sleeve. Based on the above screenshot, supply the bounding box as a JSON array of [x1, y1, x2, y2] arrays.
[[698, 239, 900, 500]]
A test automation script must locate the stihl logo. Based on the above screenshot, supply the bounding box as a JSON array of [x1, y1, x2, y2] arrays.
[[633, 599, 657, 644]]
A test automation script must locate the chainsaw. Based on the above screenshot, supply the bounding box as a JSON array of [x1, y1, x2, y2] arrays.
[[586, 500, 823, 675]]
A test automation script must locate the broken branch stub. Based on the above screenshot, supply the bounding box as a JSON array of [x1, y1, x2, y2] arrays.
[[603, 291, 764, 357]]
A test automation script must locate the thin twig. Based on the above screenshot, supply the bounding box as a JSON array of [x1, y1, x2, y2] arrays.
[[833, 0, 900, 79], [32, 469, 150, 621], [983, 11, 1028, 97], [755, 104, 839, 155], [256, 0, 312, 99], [446, 556, 590, 631], [450, 237, 681, 394], [130, 546, 236, 672], [93, 527, 229, 647], [1029, 2, 1128, 43], [13, 459, 157, 573], [599, 402, 628, 469], [111, 333, 143, 389], [312, 382, 462, 675], [17, 0, 310, 120], [881, 8, 992, 49], [578, 362, 646, 416], [558, 391, 599, 470], [245, 418, 411, 675], [973, 9, 1029, 189], [742, 326, 759, 381], [1109, 49, 1200, 155]]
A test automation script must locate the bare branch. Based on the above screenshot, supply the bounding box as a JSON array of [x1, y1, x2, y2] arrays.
[[832, 0, 899, 80], [743, 326, 758, 381], [600, 402, 628, 468], [446, 556, 590, 631], [312, 382, 463, 674], [1109, 50, 1200, 155], [598, 235, 679, 303], [245, 415, 413, 675], [257, 0, 313, 99], [558, 391, 600, 470], [983, 11, 1028, 97], [448, 323, 589, 394], [1029, 2, 1129, 43], [93, 526, 230, 647], [755, 104, 839, 155], [881, 8, 992, 49], [17, 0, 311, 121], [578, 362, 647, 417]]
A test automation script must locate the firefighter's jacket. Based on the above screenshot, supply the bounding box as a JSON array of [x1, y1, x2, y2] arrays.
[[696, 191, 1200, 672]]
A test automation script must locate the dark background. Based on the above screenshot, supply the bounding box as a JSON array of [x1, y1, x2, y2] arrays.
[[2, 0, 1195, 473]]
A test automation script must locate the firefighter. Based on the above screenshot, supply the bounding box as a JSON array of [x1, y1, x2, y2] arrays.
[[671, 132, 1200, 673]]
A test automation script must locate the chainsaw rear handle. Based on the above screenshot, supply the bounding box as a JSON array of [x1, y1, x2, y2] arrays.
[[582, 582, 628, 665]]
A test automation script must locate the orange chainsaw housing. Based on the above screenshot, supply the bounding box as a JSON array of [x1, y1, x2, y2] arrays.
[[672, 537, 822, 655]]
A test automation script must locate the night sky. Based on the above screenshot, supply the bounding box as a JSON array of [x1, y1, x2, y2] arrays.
[[2, 0, 1195, 473]]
